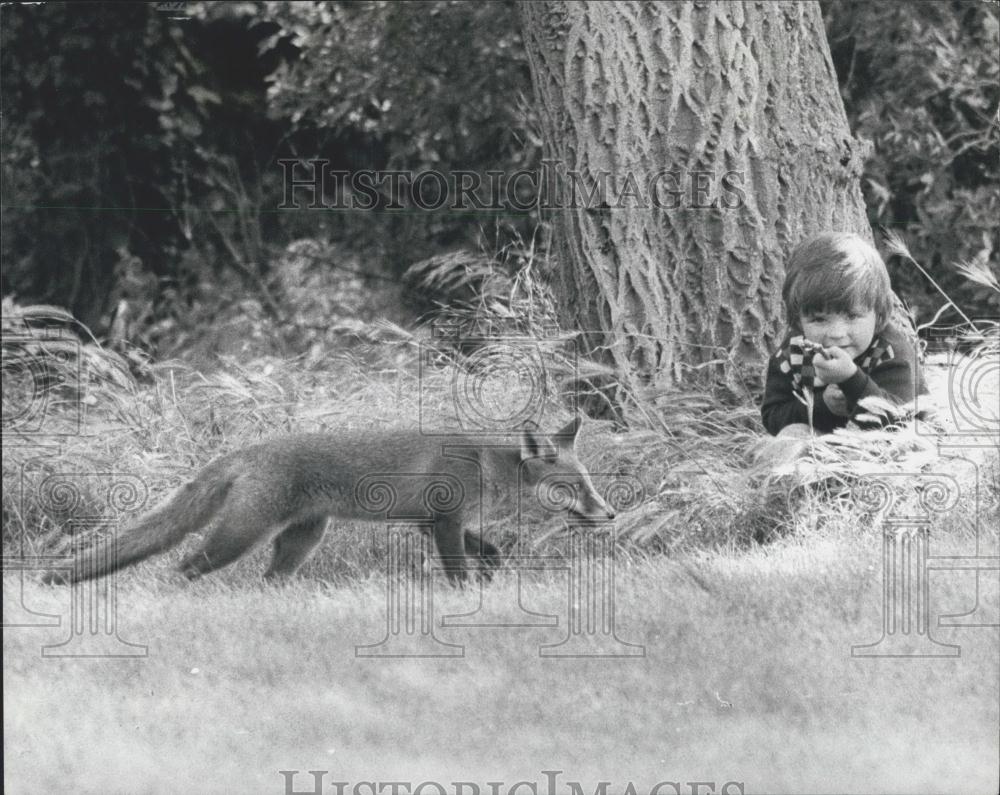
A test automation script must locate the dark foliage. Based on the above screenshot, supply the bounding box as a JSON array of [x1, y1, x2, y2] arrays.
[[262, 0, 534, 174], [1, 3, 197, 328], [0, 2, 291, 334], [823, 0, 1000, 319]]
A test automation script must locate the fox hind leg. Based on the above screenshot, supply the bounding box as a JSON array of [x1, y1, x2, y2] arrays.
[[264, 517, 328, 581], [432, 514, 469, 585], [464, 531, 500, 581], [177, 496, 279, 579], [178, 527, 264, 579], [178, 535, 257, 580]]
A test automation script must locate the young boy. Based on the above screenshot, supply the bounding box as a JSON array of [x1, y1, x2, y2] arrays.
[[761, 232, 926, 436]]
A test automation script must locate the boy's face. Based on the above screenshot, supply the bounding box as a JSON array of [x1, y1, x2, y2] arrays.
[[800, 308, 878, 359]]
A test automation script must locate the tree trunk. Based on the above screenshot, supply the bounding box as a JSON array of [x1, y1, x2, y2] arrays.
[[520, 0, 875, 411]]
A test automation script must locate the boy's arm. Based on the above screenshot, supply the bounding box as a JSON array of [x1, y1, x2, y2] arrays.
[[838, 323, 922, 416], [760, 355, 841, 435], [838, 356, 915, 411]]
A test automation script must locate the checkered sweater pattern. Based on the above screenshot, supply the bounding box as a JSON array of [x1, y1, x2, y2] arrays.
[[760, 320, 926, 435]]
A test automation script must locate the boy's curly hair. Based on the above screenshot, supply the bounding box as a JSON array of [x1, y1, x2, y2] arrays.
[[782, 232, 894, 332]]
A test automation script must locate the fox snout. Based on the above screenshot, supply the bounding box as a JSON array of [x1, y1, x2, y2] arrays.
[[568, 483, 615, 523], [571, 499, 615, 523]]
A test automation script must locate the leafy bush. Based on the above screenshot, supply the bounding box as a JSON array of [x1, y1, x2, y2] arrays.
[[0, 2, 292, 338], [262, 0, 534, 174], [0, 3, 201, 328], [823, 0, 1000, 320]]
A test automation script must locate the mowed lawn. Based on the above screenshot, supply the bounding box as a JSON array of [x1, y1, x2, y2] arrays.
[[4, 528, 997, 795]]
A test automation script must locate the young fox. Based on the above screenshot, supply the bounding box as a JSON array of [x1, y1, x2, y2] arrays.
[[43, 417, 612, 586]]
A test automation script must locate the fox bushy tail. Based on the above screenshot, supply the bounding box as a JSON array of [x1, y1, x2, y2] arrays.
[[45, 461, 235, 584]]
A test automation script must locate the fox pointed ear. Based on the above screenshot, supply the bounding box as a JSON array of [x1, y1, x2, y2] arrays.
[[520, 427, 558, 463], [554, 414, 583, 448]]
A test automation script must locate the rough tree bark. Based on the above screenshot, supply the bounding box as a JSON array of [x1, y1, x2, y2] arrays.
[[520, 0, 880, 409]]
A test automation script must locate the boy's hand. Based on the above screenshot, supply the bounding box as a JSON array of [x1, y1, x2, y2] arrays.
[[812, 346, 858, 385], [823, 384, 851, 416]]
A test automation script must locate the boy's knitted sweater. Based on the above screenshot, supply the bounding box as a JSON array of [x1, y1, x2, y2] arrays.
[[760, 320, 926, 435]]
